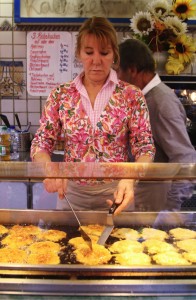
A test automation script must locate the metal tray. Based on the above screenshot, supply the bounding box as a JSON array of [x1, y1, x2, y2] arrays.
[[0, 210, 196, 296], [0, 209, 195, 273]]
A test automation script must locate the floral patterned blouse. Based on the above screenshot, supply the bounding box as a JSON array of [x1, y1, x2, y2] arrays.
[[31, 78, 155, 165]]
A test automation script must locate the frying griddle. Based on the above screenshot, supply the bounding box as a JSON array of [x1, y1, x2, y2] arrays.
[[0, 209, 195, 270]]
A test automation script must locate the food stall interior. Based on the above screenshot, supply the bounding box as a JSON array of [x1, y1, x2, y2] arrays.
[[0, 162, 196, 296]]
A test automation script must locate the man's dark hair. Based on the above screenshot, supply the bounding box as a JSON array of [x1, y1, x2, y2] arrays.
[[119, 39, 155, 73]]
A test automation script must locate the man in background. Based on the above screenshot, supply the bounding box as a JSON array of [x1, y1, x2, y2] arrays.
[[118, 38, 196, 211]]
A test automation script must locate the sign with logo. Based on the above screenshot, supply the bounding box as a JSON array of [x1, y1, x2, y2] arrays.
[[14, 0, 143, 24]]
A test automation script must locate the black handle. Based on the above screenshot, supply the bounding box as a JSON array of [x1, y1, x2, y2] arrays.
[[0, 114, 10, 128], [15, 113, 22, 130], [109, 202, 120, 214]]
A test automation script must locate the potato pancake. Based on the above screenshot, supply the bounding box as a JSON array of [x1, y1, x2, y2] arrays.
[[1, 234, 34, 248], [153, 251, 191, 265], [9, 224, 42, 236], [175, 239, 196, 252], [80, 224, 105, 237], [74, 244, 112, 265], [140, 228, 168, 240], [111, 228, 139, 240], [0, 247, 27, 264], [0, 225, 9, 235], [28, 241, 61, 254], [27, 252, 60, 265], [109, 240, 143, 254], [169, 228, 196, 240], [142, 239, 178, 254], [68, 236, 99, 249], [115, 252, 151, 266], [38, 229, 67, 242], [68, 236, 87, 248], [183, 252, 196, 263]]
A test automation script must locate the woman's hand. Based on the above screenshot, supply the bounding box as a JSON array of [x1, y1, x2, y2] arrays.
[[43, 179, 68, 200], [33, 152, 68, 200], [107, 179, 135, 215]]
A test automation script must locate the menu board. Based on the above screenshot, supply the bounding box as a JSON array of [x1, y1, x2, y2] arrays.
[[27, 31, 72, 96]]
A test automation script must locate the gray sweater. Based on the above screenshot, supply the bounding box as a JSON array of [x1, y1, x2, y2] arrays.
[[134, 81, 196, 211]]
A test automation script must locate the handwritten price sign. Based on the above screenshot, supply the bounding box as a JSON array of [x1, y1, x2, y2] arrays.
[[27, 31, 72, 96]]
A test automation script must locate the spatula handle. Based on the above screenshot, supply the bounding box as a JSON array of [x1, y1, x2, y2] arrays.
[[109, 202, 119, 214]]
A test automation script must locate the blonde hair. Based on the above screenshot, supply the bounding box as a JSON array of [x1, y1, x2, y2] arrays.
[[75, 17, 120, 67]]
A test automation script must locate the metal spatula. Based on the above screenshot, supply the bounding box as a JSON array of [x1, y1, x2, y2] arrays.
[[97, 202, 119, 246], [64, 194, 92, 250]]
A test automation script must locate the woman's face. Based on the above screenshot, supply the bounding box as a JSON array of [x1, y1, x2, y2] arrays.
[[79, 34, 114, 84]]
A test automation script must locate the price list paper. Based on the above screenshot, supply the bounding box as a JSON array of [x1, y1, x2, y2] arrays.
[[27, 31, 72, 96]]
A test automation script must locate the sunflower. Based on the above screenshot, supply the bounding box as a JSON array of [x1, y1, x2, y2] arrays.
[[168, 34, 196, 63], [165, 56, 185, 74], [164, 16, 187, 36], [130, 11, 154, 36], [129, 0, 196, 74], [172, 0, 196, 20], [148, 0, 170, 17]]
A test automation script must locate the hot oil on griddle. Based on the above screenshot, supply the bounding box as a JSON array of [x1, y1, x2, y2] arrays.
[[58, 225, 82, 264]]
